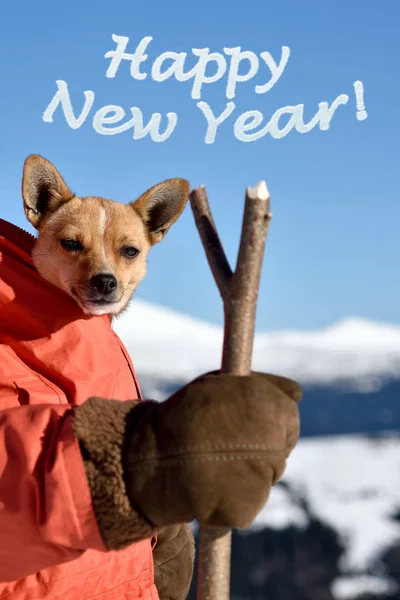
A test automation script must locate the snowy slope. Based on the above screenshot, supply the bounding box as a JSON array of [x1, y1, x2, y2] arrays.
[[114, 299, 400, 389], [332, 575, 398, 599], [255, 434, 400, 571]]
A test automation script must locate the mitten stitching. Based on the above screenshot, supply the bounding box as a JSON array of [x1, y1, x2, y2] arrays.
[[131, 442, 286, 461], [128, 451, 286, 470]]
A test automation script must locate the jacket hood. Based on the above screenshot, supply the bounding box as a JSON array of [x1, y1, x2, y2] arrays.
[[0, 217, 92, 323], [0, 217, 36, 267]]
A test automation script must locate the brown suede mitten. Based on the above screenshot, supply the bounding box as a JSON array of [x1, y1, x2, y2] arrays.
[[124, 371, 301, 529], [73, 371, 301, 553], [152, 524, 195, 600]]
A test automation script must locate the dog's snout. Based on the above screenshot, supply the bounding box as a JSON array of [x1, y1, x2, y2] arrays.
[[90, 274, 117, 296]]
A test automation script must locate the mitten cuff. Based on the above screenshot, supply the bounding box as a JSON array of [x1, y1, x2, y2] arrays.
[[73, 396, 158, 550]]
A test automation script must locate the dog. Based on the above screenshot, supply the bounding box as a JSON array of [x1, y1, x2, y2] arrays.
[[22, 155, 189, 316]]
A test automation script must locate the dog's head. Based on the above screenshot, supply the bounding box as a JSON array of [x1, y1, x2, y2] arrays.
[[22, 154, 189, 316]]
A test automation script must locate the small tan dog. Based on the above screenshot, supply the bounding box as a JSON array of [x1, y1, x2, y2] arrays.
[[22, 155, 189, 316]]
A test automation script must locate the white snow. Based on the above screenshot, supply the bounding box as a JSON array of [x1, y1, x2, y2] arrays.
[[332, 575, 398, 599], [114, 300, 400, 388], [255, 434, 400, 571], [113, 300, 223, 383]]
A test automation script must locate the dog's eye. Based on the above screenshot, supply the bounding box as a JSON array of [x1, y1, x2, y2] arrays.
[[121, 246, 139, 259], [60, 239, 83, 251]]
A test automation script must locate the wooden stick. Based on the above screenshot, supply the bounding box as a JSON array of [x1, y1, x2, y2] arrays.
[[188, 185, 232, 299], [223, 182, 271, 374], [189, 180, 272, 600]]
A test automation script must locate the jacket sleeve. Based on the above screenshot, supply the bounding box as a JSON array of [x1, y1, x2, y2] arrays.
[[0, 403, 105, 582], [0, 395, 159, 583]]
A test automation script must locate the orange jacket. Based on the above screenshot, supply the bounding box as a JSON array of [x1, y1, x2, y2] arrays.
[[0, 219, 159, 599]]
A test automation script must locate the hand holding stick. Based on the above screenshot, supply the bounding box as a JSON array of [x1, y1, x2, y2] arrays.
[[189, 181, 272, 600]]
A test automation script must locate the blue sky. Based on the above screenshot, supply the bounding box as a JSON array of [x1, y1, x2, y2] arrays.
[[0, 0, 399, 331]]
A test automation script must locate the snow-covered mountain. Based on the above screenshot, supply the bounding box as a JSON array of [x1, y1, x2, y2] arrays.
[[113, 300, 400, 437], [113, 300, 400, 393]]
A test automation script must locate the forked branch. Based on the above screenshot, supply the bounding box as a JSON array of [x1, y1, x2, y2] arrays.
[[189, 185, 233, 299], [189, 179, 272, 600]]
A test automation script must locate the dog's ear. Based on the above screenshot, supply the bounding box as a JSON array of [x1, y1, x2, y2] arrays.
[[22, 155, 74, 229], [132, 178, 190, 245]]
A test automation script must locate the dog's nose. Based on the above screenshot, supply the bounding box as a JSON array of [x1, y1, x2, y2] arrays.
[[91, 274, 117, 296]]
